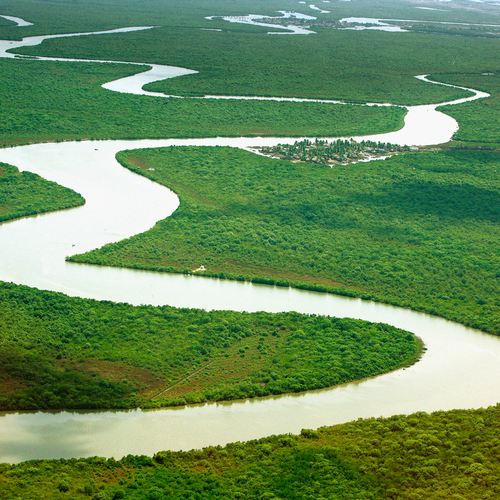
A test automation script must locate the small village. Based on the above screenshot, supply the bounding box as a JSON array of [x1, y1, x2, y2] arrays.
[[257, 138, 414, 166]]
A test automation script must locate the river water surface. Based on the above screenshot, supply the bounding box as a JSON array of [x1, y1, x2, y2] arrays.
[[0, 19, 498, 464]]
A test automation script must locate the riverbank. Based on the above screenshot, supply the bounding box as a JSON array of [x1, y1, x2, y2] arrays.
[[0, 281, 420, 412], [2, 404, 500, 499], [67, 146, 500, 336], [0, 58, 406, 148], [0, 162, 84, 222]]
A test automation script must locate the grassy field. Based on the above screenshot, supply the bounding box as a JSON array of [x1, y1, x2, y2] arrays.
[[2, 404, 500, 499], [0, 162, 84, 222], [68, 146, 500, 335]]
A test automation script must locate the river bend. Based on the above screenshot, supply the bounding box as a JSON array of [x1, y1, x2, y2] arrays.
[[0, 19, 497, 464]]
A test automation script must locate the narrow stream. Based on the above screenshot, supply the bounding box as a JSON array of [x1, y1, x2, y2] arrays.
[[0, 17, 497, 464]]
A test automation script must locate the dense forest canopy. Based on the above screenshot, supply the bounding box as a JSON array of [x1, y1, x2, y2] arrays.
[[0, 57, 406, 147], [0, 281, 420, 411]]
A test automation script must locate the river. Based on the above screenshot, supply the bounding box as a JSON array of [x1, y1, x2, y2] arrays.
[[0, 18, 497, 464]]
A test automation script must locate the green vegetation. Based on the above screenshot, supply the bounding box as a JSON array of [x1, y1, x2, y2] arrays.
[[2, 0, 499, 43], [0, 281, 419, 411], [69, 146, 500, 335], [404, 22, 500, 38], [1, 1, 500, 497], [139, 29, 492, 106], [0, 58, 405, 147], [15, 26, 481, 105], [433, 72, 500, 147], [0, 0, 304, 40], [0, 16, 14, 27], [3, 404, 500, 499], [0, 162, 84, 222]]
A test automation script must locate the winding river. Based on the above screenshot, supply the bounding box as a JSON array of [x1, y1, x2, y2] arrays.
[[0, 18, 498, 464]]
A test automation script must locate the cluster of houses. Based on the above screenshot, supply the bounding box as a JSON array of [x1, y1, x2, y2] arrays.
[[258, 139, 415, 166]]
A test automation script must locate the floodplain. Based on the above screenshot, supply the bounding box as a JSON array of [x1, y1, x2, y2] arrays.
[[1, 0, 500, 498]]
